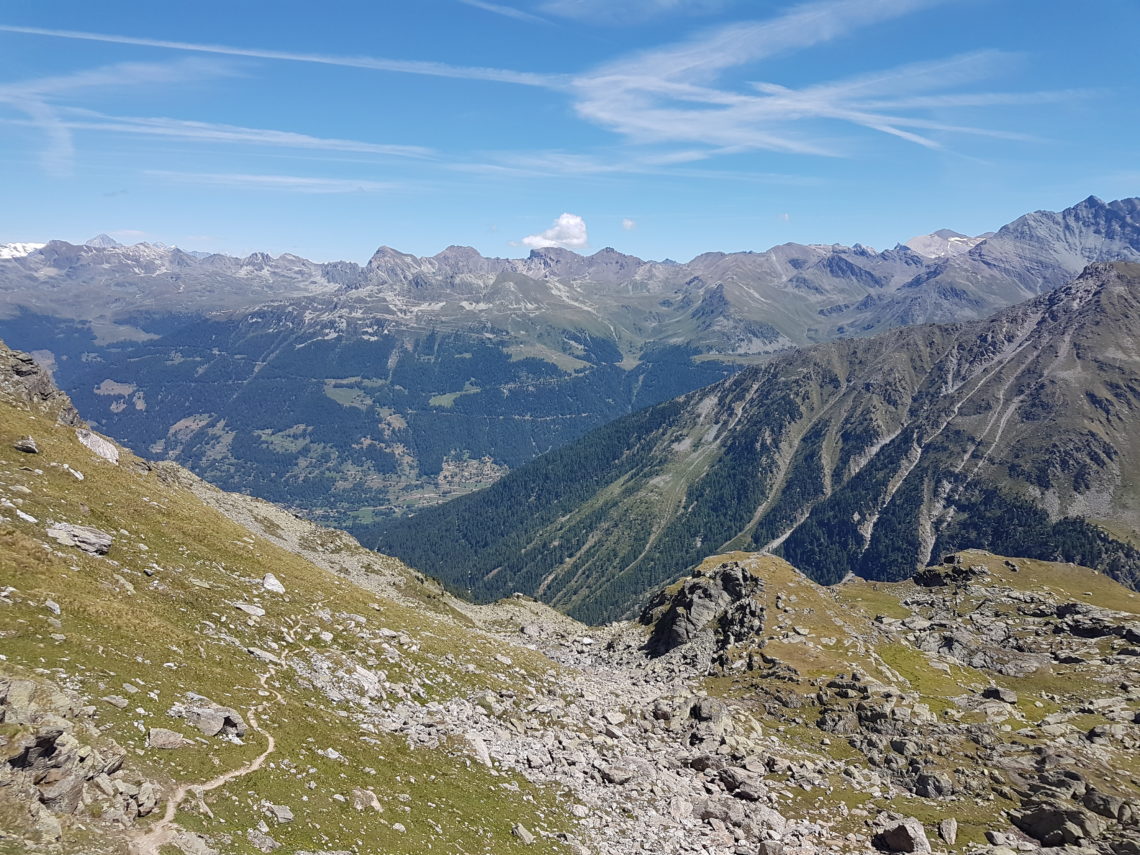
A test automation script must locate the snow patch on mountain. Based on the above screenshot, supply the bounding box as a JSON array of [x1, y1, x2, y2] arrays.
[[0, 242, 46, 260], [904, 228, 991, 258]]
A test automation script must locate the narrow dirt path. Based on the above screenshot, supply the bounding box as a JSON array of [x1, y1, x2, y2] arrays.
[[129, 667, 283, 855]]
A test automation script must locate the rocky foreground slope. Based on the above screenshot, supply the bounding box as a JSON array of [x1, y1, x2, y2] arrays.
[[2, 337, 1140, 855], [375, 262, 1140, 623]]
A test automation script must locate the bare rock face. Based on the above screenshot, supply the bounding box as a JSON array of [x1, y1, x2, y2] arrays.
[[640, 561, 765, 659], [1012, 798, 1109, 847], [0, 345, 81, 425], [914, 559, 990, 587], [0, 675, 155, 838]]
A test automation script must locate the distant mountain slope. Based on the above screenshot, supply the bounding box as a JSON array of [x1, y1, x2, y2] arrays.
[[373, 262, 1140, 623], [2, 197, 1138, 527]]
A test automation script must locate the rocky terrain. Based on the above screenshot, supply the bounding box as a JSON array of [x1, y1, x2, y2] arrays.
[[3, 338, 1140, 855], [1, 197, 1137, 528], [376, 261, 1140, 623]]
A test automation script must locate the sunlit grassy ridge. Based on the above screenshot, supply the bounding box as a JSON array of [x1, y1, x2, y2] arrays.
[[0, 370, 572, 855]]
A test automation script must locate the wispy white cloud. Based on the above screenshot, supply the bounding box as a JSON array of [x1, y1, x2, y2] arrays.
[[0, 57, 233, 99], [453, 148, 819, 182], [459, 0, 549, 24], [519, 212, 589, 249], [540, 0, 731, 25], [0, 24, 564, 89], [146, 170, 398, 193], [10, 99, 74, 177], [0, 58, 236, 175], [56, 109, 433, 158], [566, 0, 1078, 156], [0, 1, 1084, 181], [622, 218, 637, 230]]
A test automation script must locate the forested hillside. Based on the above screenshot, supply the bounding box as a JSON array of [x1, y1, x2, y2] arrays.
[[373, 263, 1140, 622]]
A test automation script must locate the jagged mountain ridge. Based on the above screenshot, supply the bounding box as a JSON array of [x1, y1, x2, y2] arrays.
[[373, 262, 1140, 623], [2, 196, 1137, 528], [4, 196, 1138, 349]]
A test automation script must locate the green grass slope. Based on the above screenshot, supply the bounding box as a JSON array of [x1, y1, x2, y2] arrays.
[[0, 342, 574, 855]]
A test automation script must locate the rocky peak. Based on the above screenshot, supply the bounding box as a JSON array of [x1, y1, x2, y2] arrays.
[[433, 244, 484, 263], [84, 233, 122, 249], [364, 244, 427, 284], [430, 245, 512, 277], [981, 196, 1140, 284]]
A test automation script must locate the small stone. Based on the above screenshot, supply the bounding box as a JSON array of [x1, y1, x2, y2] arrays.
[[265, 803, 294, 824], [14, 436, 39, 453], [512, 823, 536, 845], [147, 727, 191, 750], [982, 686, 1018, 704], [247, 647, 283, 665], [262, 573, 285, 594], [44, 599, 60, 615], [247, 829, 280, 852], [234, 603, 266, 617]]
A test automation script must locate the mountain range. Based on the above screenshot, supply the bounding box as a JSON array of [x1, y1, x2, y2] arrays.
[[1, 196, 1138, 531], [373, 262, 1140, 624]]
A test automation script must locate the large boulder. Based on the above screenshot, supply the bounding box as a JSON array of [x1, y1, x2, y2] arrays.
[[873, 818, 931, 853], [640, 561, 764, 657], [1012, 798, 1109, 846], [169, 695, 247, 738], [45, 522, 113, 555], [76, 429, 119, 464], [914, 559, 989, 587]]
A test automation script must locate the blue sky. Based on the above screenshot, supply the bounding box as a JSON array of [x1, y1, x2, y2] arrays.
[[0, 0, 1136, 262]]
